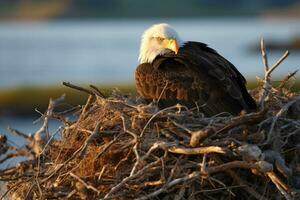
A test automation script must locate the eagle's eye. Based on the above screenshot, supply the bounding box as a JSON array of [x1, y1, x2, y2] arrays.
[[155, 37, 164, 43]]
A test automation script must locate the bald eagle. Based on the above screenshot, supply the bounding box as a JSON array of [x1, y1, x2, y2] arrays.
[[135, 23, 257, 116]]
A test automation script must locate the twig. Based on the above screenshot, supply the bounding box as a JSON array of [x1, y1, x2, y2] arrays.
[[66, 190, 77, 199], [0, 150, 28, 164], [0, 178, 34, 200], [77, 95, 95, 122], [120, 114, 140, 175], [39, 126, 62, 155], [51, 105, 81, 125], [140, 104, 184, 138], [89, 84, 106, 98], [96, 134, 121, 158], [269, 51, 290, 75], [97, 165, 107, 181], [277, 70, 298, 89], [205, 161, 262, 174], [102, 159, 161, 199], [156, 81, 169, 104], [56, 105, 81, 115], [41, 124, 101, 184], [7, 127, 28, 139], [130, 143, 140, 176], [168, 146, 226, 155], [215, 110, 266, 134], [70, 172, 100, 194], [259, 38, 290, 108], [262, 95, 300, 145], [120, 114, 138, 141], [135, 171, 200, 200], [261, 38, 269, 71], [266, 172, 293, 200], [226, 169, 268, 200], [34, 94, 65, 150], [130, 141, 170, 176], [62, 81, 94, 96], [79, 122, 100, 158]]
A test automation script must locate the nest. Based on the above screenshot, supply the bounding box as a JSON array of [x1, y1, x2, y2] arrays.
[[1, 40, 300, 200]]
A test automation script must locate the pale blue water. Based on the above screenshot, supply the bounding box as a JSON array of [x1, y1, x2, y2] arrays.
[[0, 18, 299, 88]]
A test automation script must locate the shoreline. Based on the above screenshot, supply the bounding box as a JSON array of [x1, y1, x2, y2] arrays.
[[0, 81, 299, 117], [0, 83, 136, 117]]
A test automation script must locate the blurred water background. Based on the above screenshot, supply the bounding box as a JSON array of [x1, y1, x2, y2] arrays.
[[0, 19, 299, 88]]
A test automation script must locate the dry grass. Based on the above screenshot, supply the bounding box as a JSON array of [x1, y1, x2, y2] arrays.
[[0, 40, 300, 200]]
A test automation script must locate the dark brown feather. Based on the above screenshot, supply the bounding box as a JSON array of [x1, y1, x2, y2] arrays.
[[135, 42, 257, 116]]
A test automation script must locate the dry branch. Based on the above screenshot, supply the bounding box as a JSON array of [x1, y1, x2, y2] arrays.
[[70, 172, 100, 194], [168, 146, 226, 155], [259, 38, 290, 109], [62, 81, 95, 96], [277, 69, 298, 89]]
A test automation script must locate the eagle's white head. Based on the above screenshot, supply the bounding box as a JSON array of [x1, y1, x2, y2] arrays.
[[138, 23, 184, 64]]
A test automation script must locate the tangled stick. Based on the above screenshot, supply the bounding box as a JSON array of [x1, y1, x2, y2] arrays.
[[258, 38, 290, 109]]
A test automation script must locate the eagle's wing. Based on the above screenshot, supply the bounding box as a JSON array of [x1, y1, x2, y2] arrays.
[[135, 57, 208, 109], [181, 42, 257, 111], [135, 52, 254, 115]]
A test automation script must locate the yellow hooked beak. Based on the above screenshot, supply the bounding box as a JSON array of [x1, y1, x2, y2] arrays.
[[164, 38, 179, 54]]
